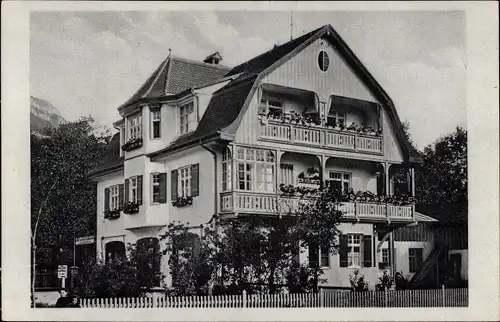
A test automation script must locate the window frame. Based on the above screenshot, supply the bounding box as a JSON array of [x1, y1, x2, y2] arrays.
[[347, 234, 362, 267], [235, 147, 275, 193], [318, 50, 330, 72], [381, 248, 389, 265], [328, 111, 347, 127], [109, 185, 120, 210], [150, 110, 161, 139], [328, 171, 352, 193], [129, 176, 138, 203], [179, 102, 195, 135], [320, 245, 330, 268], [178, 166, 192, 197], [151, 173, 160, 204], [222, 148, 232, 191], [128, 114, 142, 141], [409, 248, 423, 273], [259, 99, 283, 117], [280, 163, 294, 186]]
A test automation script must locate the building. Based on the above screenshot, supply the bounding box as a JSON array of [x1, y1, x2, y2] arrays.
[[89, 25, 440, 290]]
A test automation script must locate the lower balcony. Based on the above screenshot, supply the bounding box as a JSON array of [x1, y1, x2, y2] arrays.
[[220, 191, 414, 223]]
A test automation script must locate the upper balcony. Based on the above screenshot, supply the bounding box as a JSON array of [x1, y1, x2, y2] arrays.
[[257, 84, 383, 155]]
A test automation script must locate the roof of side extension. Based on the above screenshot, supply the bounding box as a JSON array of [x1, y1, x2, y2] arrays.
[[118, 56, 231, 110]]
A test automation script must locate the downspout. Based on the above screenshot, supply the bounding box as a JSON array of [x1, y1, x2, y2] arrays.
[[200, 140, 218, 226]]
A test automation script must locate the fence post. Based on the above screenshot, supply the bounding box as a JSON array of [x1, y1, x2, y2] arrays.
[[242, 290, 247, 308], [384, 287, 388, 307], [319, 288, 324, 308], [442, 284, 445, 307]]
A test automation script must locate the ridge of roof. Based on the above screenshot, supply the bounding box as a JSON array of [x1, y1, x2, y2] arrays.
[[170, 55, 232, 71]]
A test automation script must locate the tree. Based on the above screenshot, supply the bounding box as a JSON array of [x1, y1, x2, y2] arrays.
[[79, 243, 164, 298], [416, 127, 467, 225], [31, 117, 111, 305], [159, 184, 344, 295]]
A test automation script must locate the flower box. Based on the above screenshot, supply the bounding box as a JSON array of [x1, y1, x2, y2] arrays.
[[104, 208, 121, 220], [121, 137, 143, 151], [123, 201, 140, 214], [172, 196, 193, 208], [298, 177, 321, 185]]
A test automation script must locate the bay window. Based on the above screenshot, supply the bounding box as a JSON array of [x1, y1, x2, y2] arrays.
[[236, 147, 275, 193]]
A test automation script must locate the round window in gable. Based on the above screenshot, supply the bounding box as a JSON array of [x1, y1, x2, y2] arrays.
[[318, 50, 330, 72]]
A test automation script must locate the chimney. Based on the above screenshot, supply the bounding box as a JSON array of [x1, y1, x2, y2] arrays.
[[203, 52, 222, 65]]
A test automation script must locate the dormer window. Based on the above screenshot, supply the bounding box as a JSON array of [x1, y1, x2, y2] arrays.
[[128, 114, 142, 140], [179, 102, 195, 135]]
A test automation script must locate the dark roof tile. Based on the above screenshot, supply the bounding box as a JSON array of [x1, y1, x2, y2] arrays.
[[88, 133, 123, 177]]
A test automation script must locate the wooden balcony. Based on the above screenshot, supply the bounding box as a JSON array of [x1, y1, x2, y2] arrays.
[[259, 119, 383, 154], [220, 192, 414, 222]]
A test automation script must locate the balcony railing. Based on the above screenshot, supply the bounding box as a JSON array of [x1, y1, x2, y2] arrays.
[[259, 119, 383, 154], [220, 192, 413, 221]]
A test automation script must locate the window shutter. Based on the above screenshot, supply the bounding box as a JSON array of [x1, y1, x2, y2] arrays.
[[363, 235, 373, 267], [119, 184, 124, 208], [171, 169, 178, 201], [125, 179, 129, 203], [191, 163, 199, 197], [137, 175, 143, 205], [104, 188, 110, 211], [339, 235, 348, 267], [159, 173, 167, 204]]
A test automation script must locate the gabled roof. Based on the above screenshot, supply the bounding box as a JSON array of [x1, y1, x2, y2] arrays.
[[88, 133, 123, 179], [118, 56, 231, 110], [150, 24, 422, 163]]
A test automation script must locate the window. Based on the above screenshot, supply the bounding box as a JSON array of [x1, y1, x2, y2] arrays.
[[409, 248, 423, 273], [110, 185, 120, 210], [128, 115, 142, 140], [179, 166, 192, 197], [180, 102, 195, 135], [328, 171, 351, 193], [320, 245, 330, 267], [280, 164, 294, 186], [151, 173, 160, 203], [318, 50, 330, 72], [327, 111, 346, 127], [236, 147, 275, 192], [129, 176, 138, 203], [259, 99, 283, 117], [151, 110, 161, 139], [222, 148, 232, 191], [347, 234, 362, 267], [105, 241, 125, 264], [382, 248, 389, 265]]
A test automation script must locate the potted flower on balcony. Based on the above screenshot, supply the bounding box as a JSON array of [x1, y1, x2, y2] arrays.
[[297, 167, 321, 185], [103, 207, 121, 220], [172, 196, 193, 208], [121, 137, 143, 152], [123, 201, 140, 214]]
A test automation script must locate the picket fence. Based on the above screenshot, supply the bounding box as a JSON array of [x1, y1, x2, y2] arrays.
[[81, 287, 468, 308]]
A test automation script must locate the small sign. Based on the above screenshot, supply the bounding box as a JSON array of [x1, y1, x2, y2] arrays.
[[75, 235, 95, 245], [57, 265, 68, 279]]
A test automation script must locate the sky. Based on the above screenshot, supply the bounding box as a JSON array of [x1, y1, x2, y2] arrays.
[[30, 10, 466, 149]]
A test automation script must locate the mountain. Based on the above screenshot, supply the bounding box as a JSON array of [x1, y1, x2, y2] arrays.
[[30, 96, 66, 136]]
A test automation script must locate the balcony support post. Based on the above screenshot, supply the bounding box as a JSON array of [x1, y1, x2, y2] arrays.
[[411, 168, 415, 197], [320, 154, 327, 188], [275, 149, 281, 216]]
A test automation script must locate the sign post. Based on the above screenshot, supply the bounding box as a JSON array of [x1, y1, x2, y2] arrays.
[[58, 265, 68, 289]]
